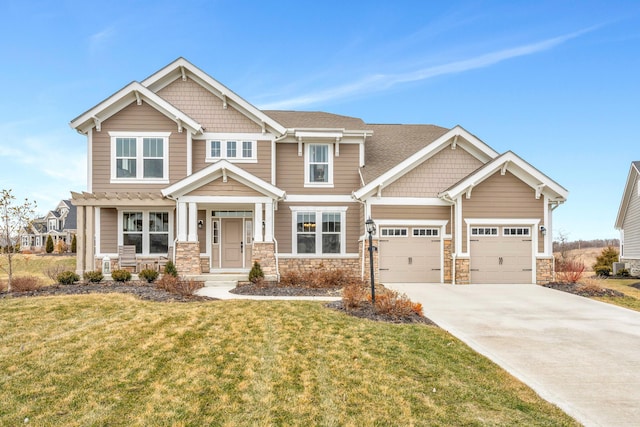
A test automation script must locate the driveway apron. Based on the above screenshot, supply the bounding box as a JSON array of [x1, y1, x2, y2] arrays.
[[386, 283, 640, 427]]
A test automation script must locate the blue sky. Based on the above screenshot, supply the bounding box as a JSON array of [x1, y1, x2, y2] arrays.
[[0, 0, 638, 241]]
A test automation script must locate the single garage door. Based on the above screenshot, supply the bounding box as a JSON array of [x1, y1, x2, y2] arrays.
[[469, 226, 533, 284], [379, 227, 441, 283]]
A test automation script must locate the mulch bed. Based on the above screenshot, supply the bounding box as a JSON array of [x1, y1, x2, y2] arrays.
[[326, 300, 437, 325], [0, 281, 215, 303], [543, 282, 625, 297], [230, 282, 342, 297], [629, 282, 640, 290], [232, 282, 436, 325], [3, 281, 435, 324]]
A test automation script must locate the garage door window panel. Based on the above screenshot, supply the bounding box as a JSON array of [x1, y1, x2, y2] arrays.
[[471, 227, 498, 236], [380, 228, 408, 237], [503, 227, 530, 236], [413, 228, 439, 237]]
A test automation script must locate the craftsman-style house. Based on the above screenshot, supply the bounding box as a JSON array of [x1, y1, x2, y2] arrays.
[[70, 58, 567, 284], [20, 199, 77, 253]]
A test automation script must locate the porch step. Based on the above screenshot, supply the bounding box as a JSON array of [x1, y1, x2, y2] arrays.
[[188, 273, 248, 287]]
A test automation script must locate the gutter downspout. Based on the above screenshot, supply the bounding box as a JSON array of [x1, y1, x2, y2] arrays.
[[439, 192, 456, 285]]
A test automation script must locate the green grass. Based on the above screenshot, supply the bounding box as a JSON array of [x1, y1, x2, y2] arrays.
[[0, 254, 76, 282], [0, 295, 578, 426], [593, 277, 640, 311]]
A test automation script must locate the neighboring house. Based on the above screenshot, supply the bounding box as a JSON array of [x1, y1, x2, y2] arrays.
[[69, 58, 568, 284], [615, 161, 640, 276], [20, 200, 77, 253]]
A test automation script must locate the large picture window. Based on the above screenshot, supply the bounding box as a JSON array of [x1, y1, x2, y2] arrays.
[[292, 207, 346, 255], [110, 132, 170, 182], [121, 210, 172, 254]]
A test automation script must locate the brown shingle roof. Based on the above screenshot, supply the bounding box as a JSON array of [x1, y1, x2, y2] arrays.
[[360, 124, 450, 182], [262, 110, 368, 130]]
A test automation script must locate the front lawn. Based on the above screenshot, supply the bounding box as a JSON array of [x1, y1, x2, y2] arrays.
[[592, 277, 640, 311], [0, 295, 577, 426], [0, 254, 75, 282]]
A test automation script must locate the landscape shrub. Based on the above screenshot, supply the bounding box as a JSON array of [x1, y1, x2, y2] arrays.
[[616, 268, 630, 277], [592, 246, 619, 277], [248, 261, 264, 283], [83, 270, 104, 283], [44, 263, 69, 282], [279, 267, 354, 288], [55, 240, 67, 254], [164, 261, 178, 277], [555, 259, 585, 283], [342, 280, 369, 309], [594, 266, 612, 277], [10, 276, 42, 292], [111, 269, 131, 282], [57, 271, 80, 285], [373, 288, 424, 317], [139, 269, 159, 283], [156, 274, 178, 292], [45, 235, 54, 254], [156, 274, 202, 296]]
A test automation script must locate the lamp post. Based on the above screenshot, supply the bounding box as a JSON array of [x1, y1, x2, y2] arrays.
[[365, 218, 376, 305]]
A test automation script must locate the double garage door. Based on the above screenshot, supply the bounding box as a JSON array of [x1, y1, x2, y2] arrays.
[[379, 227, 441, 283], [469, 226, 533, 284]]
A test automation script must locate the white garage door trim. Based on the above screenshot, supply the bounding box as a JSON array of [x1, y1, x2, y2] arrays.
[[375, 220, 448, 283], [464, 218, 539, 284]]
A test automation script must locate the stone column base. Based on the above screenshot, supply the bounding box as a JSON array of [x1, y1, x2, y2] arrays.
[[455, 258, 470, 284], [536, 258, 553, 284], [252, 242, 277, 281], [175, 242, 201, 275]]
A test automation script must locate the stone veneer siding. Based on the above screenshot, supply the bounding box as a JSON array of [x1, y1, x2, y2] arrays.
[[443, 239, 452, 283], [622, 259, 640, 276], [175, 242, 201, 275], [536, 258, 554, 284], [252, 242, 278, 281], [455, 258, 470, 284], [359, 238, 379, 284], [278, 257, 361, 281]]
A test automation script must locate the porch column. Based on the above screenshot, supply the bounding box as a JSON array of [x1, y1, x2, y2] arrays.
[[75, 205, 85, 275], [254, 202, 263, 243], [188, 202, 197, 242], [177, 202, 187, 241], [85, 206, 95, 271], [264, 200, 273, 242]]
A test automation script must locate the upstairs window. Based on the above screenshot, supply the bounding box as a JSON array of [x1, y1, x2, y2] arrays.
[[305, 143, 333, 187], [207, 140, 256, 162], [110, 132, 170, 183]]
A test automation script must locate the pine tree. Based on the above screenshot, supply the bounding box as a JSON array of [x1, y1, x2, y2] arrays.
[[71, 234, 77, 253], [45, 235, 54, 254]]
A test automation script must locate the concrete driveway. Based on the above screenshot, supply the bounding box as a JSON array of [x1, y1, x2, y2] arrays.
[[385, 283, 640, 427]]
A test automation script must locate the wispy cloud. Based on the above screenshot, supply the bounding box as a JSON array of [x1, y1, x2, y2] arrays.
[[259, 27, 597, 110], [89, 26, 116, 53]]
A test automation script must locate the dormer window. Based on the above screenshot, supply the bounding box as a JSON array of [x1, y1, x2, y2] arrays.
[[207, 139, 257, 163], [48, 219, 57, 231], [305, 143, 333, 187]]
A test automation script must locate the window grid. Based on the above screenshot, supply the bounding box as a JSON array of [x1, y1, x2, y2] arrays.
[[380, 228, 408, 237], [413, 228, 439, 237], [308, 144, 329, 183], [113, 135, 167, 181], [503, 227, 531, 236], [208, 140, 256, 161], [471, 227, 499, 236]]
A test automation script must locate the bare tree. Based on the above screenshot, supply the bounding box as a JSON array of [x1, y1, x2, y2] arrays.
[[0, 189, 37, 292]]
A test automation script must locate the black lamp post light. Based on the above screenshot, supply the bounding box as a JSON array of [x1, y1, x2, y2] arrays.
[[365, 218, 377, 305]]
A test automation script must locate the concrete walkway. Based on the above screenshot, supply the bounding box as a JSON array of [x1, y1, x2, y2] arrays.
[[195, 285, 340, 301], [385, 283, 640, 427]]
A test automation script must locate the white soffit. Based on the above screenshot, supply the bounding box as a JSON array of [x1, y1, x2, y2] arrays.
[[69, 82, 202, 135], [440, 151, 568, 202], [353, 125, 498, 199], [161, 159, 285, 200], [141, 57, 287, 136]]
